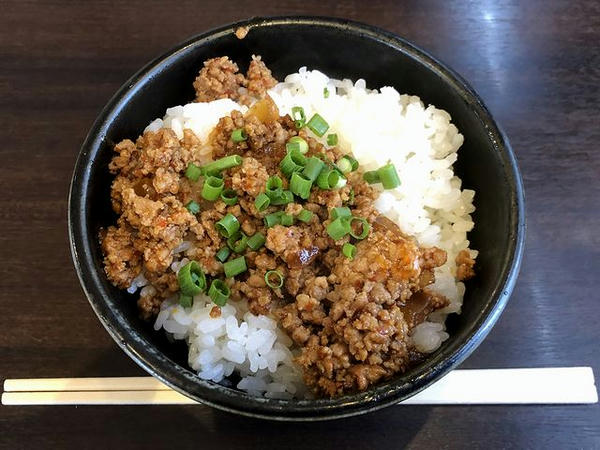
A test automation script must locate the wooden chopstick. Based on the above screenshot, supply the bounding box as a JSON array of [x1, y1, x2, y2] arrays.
[[2, 367, 597, 406]]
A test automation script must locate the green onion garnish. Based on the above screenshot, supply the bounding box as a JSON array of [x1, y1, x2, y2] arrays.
[[179, 293, 193, 308], [342, 242, 357, 259], [208, 279, 230, 306], [378, 163, 401, 189], [264, 270, 284, 289], [323, 87, 329, 98], [185, 163, 202, 182], [363, 170, 381, 184], [201, 155, 243, 175], [306, 113, 329, 137], [201, 175, 224, 201], [185, 200, 200, 214], [297, 209, 313, 223], [215, 213, 240, 238], [280, 149, 307, 177], [336, 160, 351, 174], [270, 190, 294, 206], [349, 217, 370, 240], [344, 155, 359, 172], [290, 172, 313, 200], [327, 217, 351, 240], [227, 232, 248, 253], [333, 176, 347, 189], [255, 193, 271, 212], [286, 136, 309, 154], [302, 156, 325, 182], [330, 207, 352, 220], [266, 175, 283, 197], [216, 247, 230, 263], [223, 256, 247, 278], [291, 106, 306, 128], [231, 128, 247, 142], [177, 261, 206, 296], [280, 213, 294, 226], [247, 232, 266, 251], [264, 211, 283, 228], [220, 189, 238, 205], [327, 133, 338, 146], [316, 168, 340, 190]]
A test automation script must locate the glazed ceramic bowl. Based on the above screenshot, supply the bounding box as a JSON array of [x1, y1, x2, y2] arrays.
[[69, 16, 525, 420]]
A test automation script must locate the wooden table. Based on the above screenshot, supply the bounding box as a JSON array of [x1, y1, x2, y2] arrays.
[[1, 1, 598, 448]]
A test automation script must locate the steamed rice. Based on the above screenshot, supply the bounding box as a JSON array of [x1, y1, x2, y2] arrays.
[[142, 67, 476, 397]]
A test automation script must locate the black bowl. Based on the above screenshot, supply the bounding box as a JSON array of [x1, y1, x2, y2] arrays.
[[69, 16, 525, 420]]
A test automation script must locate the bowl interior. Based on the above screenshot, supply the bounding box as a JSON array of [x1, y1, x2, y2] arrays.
[[70, 17, 524, 420]]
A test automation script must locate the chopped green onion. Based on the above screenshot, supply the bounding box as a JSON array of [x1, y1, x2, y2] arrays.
[[280, 213, 294, 226], [363, 170, 381, 184], [280, 149, 306, 177], [201, 155, 243, 175], [215, 213, 240, 238], [185, 163, 202, 182], [227, 232, 248, 253], [297, 209, 313, 223], [220, 189, 238, 205], [185, 200, 200, 214], [255, 193, 270, 212], [264, 212, 283, 228], [333, 176, 347, 189], [291, 106, 306, 128], [286, 136, 309, 154], [306, 113, 329, 137], [270, 190, 294, 206], [177, 261, 206, 296], [201, 175, 224, 201], [208, 279, 230, 306], [378, 163, 401, 189], [342, 242, 357, 259], [349, 217, 370, 240], [247, 232, 266, 251], [216, 247, 230, 263], [327, 217, 351, 240], [290, 172, 313, 200], [337, 157, 352, 174], [316, 168, 340, 190], [323, 87, 329, 98], [327, 133, 338, 146], [264, 270, 284, 289], [342, 155, 359, 172], [224, 256, 247, 278], [302, 157, 325, 182], [330, 207, 352, 220], [266, 175, 283, 193], [231, 128, 247, 142], [179, 293, 193, 308]]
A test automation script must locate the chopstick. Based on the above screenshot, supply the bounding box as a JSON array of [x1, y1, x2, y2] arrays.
[[2, 367, 597, 406]]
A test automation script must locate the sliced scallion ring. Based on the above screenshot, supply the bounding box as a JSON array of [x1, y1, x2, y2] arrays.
[[264, 270, 284, 289], [223, 256, 247, 278], [177, 261, 206, 296], [349, 217, 371, 240], [215, 213, 240, 238], [208, 279, 230, 306]]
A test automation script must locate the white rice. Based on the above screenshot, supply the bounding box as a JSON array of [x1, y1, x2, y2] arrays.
[[139, 67, 476, 395]]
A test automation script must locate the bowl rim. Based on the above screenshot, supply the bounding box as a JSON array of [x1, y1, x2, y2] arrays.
[[68, 15, 526, 421]]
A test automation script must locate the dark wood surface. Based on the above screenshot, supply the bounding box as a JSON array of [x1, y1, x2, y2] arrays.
[[1, 0, 599, 448]]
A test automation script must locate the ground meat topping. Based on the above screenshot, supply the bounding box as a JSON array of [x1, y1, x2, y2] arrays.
[[101, 55, 475, 398], [456, 249, 476, 281]]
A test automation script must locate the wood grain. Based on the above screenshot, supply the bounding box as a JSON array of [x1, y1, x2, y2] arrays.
[[0, 0, 598, 448]]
